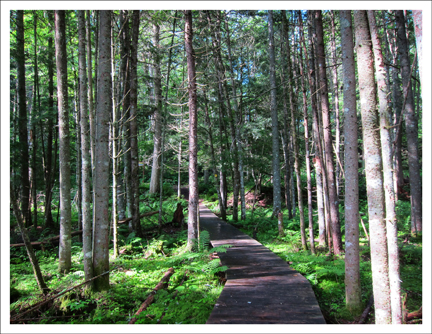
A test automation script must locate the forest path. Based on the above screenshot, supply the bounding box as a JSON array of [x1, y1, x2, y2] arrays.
[[199, 203, 326, 324]]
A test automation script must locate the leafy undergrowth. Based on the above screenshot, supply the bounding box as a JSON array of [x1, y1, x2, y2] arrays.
[[10, 229, 228, 324], [203, 198, 422, 324]]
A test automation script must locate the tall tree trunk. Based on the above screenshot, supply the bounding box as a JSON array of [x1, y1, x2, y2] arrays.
[[329, 11, 342, 199], [315, 10, 343, 254], [385, 24, 405, 200], [78, 10, 93, 285], [302, 11, 326, 246], [120, 11, 133, 226], [43, 11, 55, 229], [368, 10, 402, 323], [149, 22, 163, 194], [354, 10, 392, 324], [130, 10, 143, 237], [282, 11, 306, 249], [185, 10, 198, 250], [298, 12, 315, 254], [55, 10, 72, 274], [224, 16, 246, 221], [340, 10, 362, 316], [268, 11, 282, 218], [396, 10, 422, 234], [93, 10, 112, 291], [32, 11, 39, 228], [16, 10, 31, 228]]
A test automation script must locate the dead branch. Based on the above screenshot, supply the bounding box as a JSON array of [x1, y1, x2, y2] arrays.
[[358, 294, 374, 324], [117, 211, 159, 225], [129, 267, 174, 324], [10, 230, 84, 248]]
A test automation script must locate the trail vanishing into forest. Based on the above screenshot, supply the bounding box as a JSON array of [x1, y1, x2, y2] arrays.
[[199, 203, 326, 324]]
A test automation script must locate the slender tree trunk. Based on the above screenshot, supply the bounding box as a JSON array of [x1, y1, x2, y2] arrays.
[[268, 11, 282, 218], [396, 10, 422, 234], [315, 10, 343, 254], [329, 11, 342, 199], [302, 12, 326, 246], [43, 13, 55, 229], [16, 10, 31, 228], [130, 10, 143, 237], [185, 10, 199, 250], [11, 182, 49, 295], [55, 10, 72, 274], [282, 11, 306, 249], [111, 12, 120, 257], [149, 22, 163, 194], [120, 11, 133, 226], [78, 10, 94, 285], [298, 12, 315, 254], [354, 10, 392, 324], [386, 24, 404, 200], [93, 10, 112, 291], [412, 11, 423, 90], [340, 10, 362, 316], [32, 12, 39, 228], [224, 17, 246, 221], [204, 89, 225, 219], [368, 10, 402, 323]]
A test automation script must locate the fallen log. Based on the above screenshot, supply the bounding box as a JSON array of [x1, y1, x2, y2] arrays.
[[406, 306, 422, 321], [11, 268, 114, 323], [129, 267, 174, 324], [157, 273, 187, 324], [10, 230, 84, 248], [117, 211, 159, 225]]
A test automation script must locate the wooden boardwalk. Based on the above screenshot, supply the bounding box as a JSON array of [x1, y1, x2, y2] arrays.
[[199, 203, 326, 324]]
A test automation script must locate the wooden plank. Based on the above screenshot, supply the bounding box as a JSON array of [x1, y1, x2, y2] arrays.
[[199, 203, 326, 324]]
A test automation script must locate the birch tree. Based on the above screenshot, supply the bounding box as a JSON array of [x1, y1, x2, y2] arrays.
[[354, 10, 391, 324], [368, 10, 402, 323]]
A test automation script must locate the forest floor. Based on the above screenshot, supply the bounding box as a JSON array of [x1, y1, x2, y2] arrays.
[[9, 186, 422, 325]]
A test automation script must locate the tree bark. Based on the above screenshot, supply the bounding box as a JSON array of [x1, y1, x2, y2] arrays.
[[55, 10, 72, 273], [130, 10, 143, 237], [43, 11, 55, 229], [268, 11, 282, 218], [93, 10, 112, 291], [354, 10, 391, 324], [78, 10, 94, 285], [149, 22, 163, 194], [16, 10, 31, 228], [315, 10, 343, 254], [396, 10, 422, 234], [412, 11, 423, 89], [302, 11, 326, 246], [298, 12, 315, 254], [185, 10, 199, 250], [282, 11, 306, 250], [368, 10, 402, 323], [340, 10, 362, 316]]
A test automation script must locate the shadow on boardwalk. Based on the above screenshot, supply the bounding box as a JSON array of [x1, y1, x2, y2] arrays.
[[199, 204, 326, 324]]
